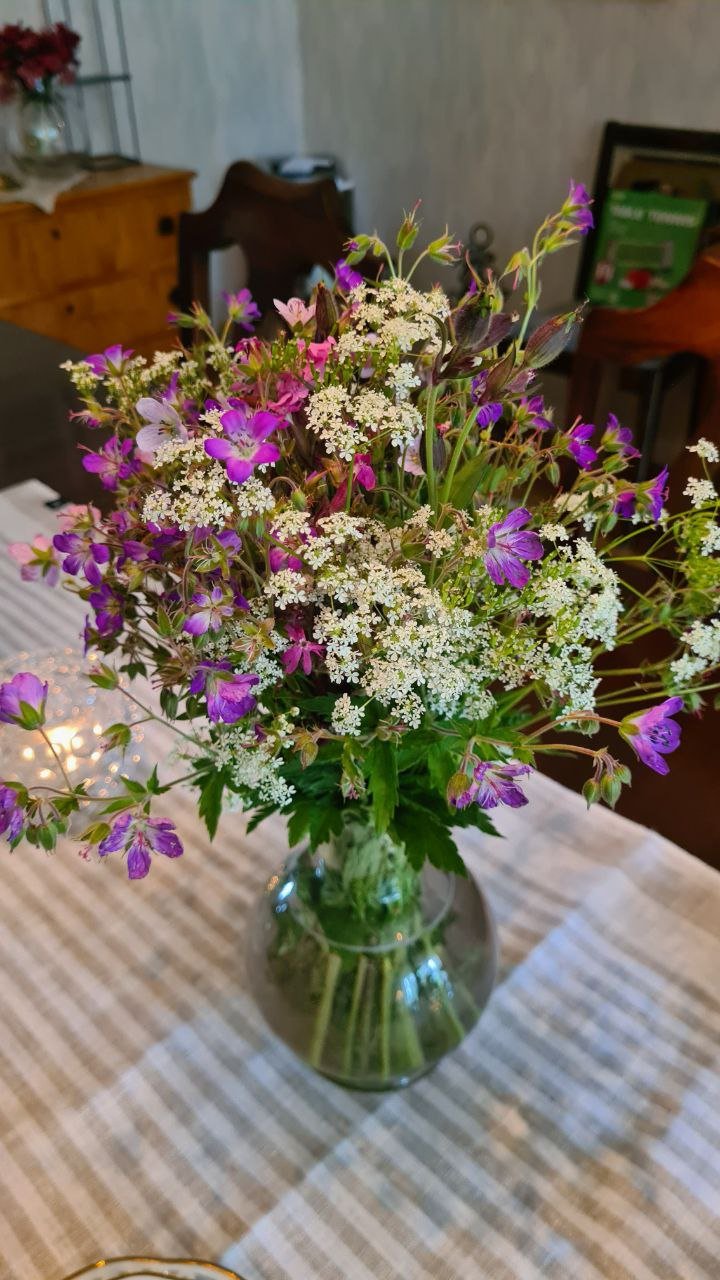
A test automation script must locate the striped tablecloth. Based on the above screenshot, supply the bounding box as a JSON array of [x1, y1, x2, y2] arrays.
[[0, 480, 719, 1280]]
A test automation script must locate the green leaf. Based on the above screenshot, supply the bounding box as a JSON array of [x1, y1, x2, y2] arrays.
[[287, 801, 312, 848], [121, 776, 146, 798], [448, 456, 487, 510], [159, 688, 179, 720], [102, 722, 131, 752], [367, 740, 398, 834], [245, 804, 275, 834], [198, 770, 225, 840], [80, 821, 111, 845], [88, 663, 119, 690], [391, 803, 466, 875]]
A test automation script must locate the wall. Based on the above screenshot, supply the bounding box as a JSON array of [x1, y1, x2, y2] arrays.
[[297, 0, 720, 303]]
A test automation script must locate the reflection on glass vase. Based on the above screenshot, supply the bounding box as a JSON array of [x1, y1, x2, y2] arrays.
[[10, 84, 76, 176], [247, 820, 498, 1090]]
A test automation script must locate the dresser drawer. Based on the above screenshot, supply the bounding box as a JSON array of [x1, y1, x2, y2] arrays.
[[0, 175, 190, 310], [0, 265, 179, 354]]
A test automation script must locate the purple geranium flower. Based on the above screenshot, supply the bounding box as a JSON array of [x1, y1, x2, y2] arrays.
[[566, 422, 598, 470], [0, 786, 24, 843], [647, 465, 669, 521], [204, 405, 283, 484], [452, 760, 532, 811], [222, 287, 261, 331], [82, 436, 139, 491], [189, 660, 259, 724], [88, 583, 124, 636], [603, 412, 640, 460], [620, 697, 683, 775], [519, 394, 553, 432], [565, 180, 594, 234], [183, 584, 234, 636], [281, 625, 325, 676], [0, 672, 48, 728], [484, 508, 544, 590], [98, 812, 183, 879], [476, 401, 504, 429], [334, 258, 363, 291], [53, 530, 110, 587], [84, 344, 133, 376], [614, 489, 637, 520]]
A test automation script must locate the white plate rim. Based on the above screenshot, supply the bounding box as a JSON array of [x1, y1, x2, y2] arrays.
[[59, 1258, 245, 1280]]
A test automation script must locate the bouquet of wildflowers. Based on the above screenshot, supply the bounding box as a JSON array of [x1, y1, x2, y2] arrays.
[[2, 182, 719, 890], [0, 20, 80, 101]]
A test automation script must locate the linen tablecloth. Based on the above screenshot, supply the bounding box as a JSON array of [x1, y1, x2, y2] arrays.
[[0, 481, 718, 1280]]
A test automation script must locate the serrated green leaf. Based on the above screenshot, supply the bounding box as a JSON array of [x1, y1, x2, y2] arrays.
[[287, 801, 312, 848], [198, 770, 225, 839]]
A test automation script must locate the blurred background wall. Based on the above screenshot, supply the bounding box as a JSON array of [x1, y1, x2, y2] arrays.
[[5, 0, 720, 302]]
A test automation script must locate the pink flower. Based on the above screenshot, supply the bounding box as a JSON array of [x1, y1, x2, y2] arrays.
[[274, 297, 316, 328], [281, 625, 325, 675], [55, 503, 101, 532], [307, 337, 336, 375], [222, 287, 260, 332], [8, 535, 59, 586], [269, 546, 303, 573], [204, 405, 283, 484], [268, 372, 309, 414]]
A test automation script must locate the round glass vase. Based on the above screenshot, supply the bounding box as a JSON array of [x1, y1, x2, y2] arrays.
[[247, 827, 498, 1090], [10, 84, 76, 176]]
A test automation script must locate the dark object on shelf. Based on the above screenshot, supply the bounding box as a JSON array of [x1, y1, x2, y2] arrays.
[[175, 161, 351, 338], [457, 221, 496, 297]]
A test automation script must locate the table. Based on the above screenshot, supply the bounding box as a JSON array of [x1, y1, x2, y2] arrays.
[[0, 482, 719, 1280]]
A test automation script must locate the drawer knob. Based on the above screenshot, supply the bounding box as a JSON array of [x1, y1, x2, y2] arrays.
[[51, 228, 61, 240], [157, 215, 176, 236], [65, 302, 75, 315]]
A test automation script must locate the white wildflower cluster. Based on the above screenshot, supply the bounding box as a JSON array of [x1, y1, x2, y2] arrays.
[[670, 617, 720, 685], [387, 361, 421, 402], [59, 359, 101, 395], [539, 524, 570, 542], [270, 509, 313, 541], [303, 522, 477, 725], [460, 686, 496, 722], [142, 439, 233, 530], [528, 538, 622, 649], [331, 695, 364, 736], [700, 522, 720, 556], [684, 477, 718, 509], [264, 569, 308, 609], [209, 732, 295, 809], [688, 438, 720, 464], [304, 383, 422, 459], [339, 278, 450, 360], [232, 476, 276, 518]]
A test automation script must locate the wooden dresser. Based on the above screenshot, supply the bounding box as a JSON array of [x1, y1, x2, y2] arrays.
[[0, 163, 193, 357]]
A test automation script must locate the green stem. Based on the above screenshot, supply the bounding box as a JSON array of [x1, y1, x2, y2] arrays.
[[39, 728, 73, 790], [309, 949, 342, 1070], [358, 959, 377, 1075], [380, 954, 393, 1078], [342, 953, 368, 1077], [424, 383, 440, 510], [439, 405, 479, 506]]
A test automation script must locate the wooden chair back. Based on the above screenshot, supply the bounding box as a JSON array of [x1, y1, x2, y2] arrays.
[[176, 161, 351, 332]]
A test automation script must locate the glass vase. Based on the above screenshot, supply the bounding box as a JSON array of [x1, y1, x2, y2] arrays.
[[247, 821, 498, 1090], [10, 84, 75, 176]]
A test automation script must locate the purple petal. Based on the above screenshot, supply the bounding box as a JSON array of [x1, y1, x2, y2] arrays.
[[127, 838, 152, 879], [204, 438, 233, 462], [250, 442, 280, 467], [225, 457, 254, 484]]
